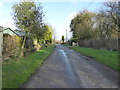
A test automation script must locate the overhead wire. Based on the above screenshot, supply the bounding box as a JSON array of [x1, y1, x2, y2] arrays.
[[85, 0, 95, 10]]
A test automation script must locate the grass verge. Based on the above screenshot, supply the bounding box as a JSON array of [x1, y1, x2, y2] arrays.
[[2, 45, 55, 88], [69, 46, 119, 71]]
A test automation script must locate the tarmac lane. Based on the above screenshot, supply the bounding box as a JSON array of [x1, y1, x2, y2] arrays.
[[21, 44, 118, 88]]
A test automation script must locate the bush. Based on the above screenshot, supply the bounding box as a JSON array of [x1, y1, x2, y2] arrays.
[[78, 38, 118, 51], [3, 35, 22, 60]]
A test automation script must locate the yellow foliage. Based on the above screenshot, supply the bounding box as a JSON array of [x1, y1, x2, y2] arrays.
[[14, 36, 22, 47]]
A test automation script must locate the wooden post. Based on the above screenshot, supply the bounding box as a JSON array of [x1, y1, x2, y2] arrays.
[[0, 33, 3, 60], [0, 27, 3, 60], [0, 27, 3, 89]]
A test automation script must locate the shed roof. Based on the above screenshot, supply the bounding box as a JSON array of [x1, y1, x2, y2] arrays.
[[3, 28, 17, 36], [14, 29, 25, 36], [0, 26, 25, 36]]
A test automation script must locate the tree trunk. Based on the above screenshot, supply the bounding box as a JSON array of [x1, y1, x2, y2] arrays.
[[20, 36, 26, 57], [21, 36, 26, 49]]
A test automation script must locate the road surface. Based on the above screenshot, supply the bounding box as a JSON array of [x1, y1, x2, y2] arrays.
[[21, 45, 118, 88]]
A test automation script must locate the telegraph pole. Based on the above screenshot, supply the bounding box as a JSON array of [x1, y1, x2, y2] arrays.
[[54, 36, 55, 44], [66, 29, 67, 42]]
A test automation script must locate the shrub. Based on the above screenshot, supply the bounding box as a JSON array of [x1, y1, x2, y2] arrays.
[[3, 35, 22, 60]]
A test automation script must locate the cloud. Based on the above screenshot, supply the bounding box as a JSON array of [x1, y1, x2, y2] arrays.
[[66, 12, 77, 21], [0, 2, 3, 7]]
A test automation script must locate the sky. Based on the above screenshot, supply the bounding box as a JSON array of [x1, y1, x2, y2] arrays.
[[0, 1, 105, 40]]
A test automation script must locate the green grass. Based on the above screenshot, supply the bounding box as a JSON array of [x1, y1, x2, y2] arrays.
[[69, 46, 119, 71], [2, 45, 55, 88]]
